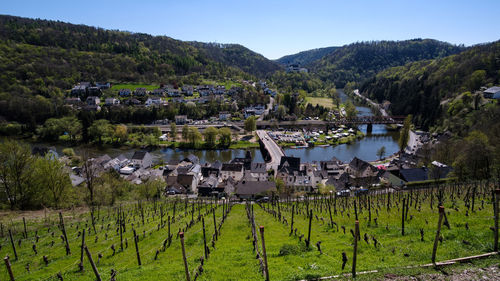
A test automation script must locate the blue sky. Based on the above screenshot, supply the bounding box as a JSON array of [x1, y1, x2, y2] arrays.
[[2, 0, 499, 59]]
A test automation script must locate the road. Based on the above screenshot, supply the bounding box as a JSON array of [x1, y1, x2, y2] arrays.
[[353, 89, 389, 117], [256, 130, 284, 171], [258, 97, 274, 121]]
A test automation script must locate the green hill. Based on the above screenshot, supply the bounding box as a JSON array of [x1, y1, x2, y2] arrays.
[[310, 39, 465, 87], [360, 40, 500, 131], [0, 14, 280, 96], [275, 46, 338, 66]]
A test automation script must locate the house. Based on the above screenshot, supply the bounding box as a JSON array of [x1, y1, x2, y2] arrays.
[[483, 86, 500, 99], [235, 180, 276, 199], [65, 97, 82, 105], [105, 98, 120, 106], [399, 167, 429, 183], [201, 161, 222, 177], [151, 89, 166, 96], [70, 82, 90, 96], [95, 82, 111, 89], [182, 86, 194, 96], [347, 157, 380, 187], [119, 89, 132, 97], [380, 171, 405, 188], [175, 115, 188, 125], [198, 175, 225, 197], [320, 157, 344, 177], [325, 172, 351, 192], [221, 163, 244, 181], [167, 89, 181, 97], [70, 174, 85, 187], [104, 154, 129, 171], [88, 87, 102, 96], [145, 97, 165, 106], [278, 156, 301, 172], [86, 96, 100, 106], [125, 98, 141, 106], [245, 162, 268, 182], [134, 87, 148, 96], [131, 151, 153, 169], [244, 105, 266, 118], [286, 64, 308, 73], [219, 112, 232, 121]]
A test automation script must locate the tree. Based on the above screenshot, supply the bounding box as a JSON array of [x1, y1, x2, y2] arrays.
[[204, 126, 218, 148], [81, 151, 100, 207], [453, 131, 493, 180], [139, 178, 164, 201], [88, 119, 113, 144], [113, 124, 128, 143], [277, 105, 287, 120], [170, 122, 177, 141], [244, 116, 257, 132], [60, 116, 82, 141], [187, 127, 202, 147], [182, 125, 189, 142], [34, 156, 71, 208], [0, 140, 36, 210], [376, 146, 386, 160], [398, 115, 412, 154], [344, 101, 357, 119], [218, 127, 232, 147]]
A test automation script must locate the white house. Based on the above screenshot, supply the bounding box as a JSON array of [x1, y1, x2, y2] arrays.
[[220, 163, 244, 181], [131, 151, 153, 169], [484, 86, 500, 99], [105, 98, 120, 106], [145, 97, 165, 106]]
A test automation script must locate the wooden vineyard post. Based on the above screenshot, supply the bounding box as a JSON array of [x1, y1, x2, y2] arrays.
[[180, 232, 190, 281], [120, 214, 123, 251], [84, 246, 102, 281], [432, 206, 445, 264], [352, 220, 359, 279], [8, 229, 18, 261], [202, 217, 208, 259], [59, 212, 71, 255], [80, 229, 85, 271], [494, 189, 500, 251], [328, 192, 334, 228], [259, 226, 269, 281], [133, 229, 141, 266], [23, 217, 27, 239], [4, 256, 15, 281], [290, 205, 295, 235], [168, 216, 171, 245], [401, 198, 406, 236], [213, 209, 218, 241], [306, 209, 313, 248]]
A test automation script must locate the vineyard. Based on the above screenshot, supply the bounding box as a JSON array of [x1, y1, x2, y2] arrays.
[[1, 181, 499, 281]]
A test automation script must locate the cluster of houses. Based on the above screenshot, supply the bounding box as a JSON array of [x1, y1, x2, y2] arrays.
[[69, 145, 453, 200], [64, 82, 275, 119]]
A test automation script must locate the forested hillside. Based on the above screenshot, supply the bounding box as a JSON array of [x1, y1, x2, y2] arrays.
[[275, 46, 338, 66], [360, 40, 500, 130], [310, 39, 465, 87], [0, 15, 280, 95]]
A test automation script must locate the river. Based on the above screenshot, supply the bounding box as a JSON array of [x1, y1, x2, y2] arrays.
[[283, 90, 399, 163]]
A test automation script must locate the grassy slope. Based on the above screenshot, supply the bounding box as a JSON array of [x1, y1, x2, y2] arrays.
[[0, 186, 496, 280], [305, 97, 336, 108]]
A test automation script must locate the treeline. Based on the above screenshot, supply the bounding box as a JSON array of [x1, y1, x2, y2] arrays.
[[360, 40, 500, 130], [310, 39, 464, 87]]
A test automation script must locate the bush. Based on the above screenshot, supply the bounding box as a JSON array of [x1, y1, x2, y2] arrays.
[[62, 148, 76, 157], [278, 243, 301, 256]]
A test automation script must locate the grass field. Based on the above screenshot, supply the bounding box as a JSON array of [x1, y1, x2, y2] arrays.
[[305, 97, 336, 108], [111, 84, 159, 91], [0, 182, 498, 280]]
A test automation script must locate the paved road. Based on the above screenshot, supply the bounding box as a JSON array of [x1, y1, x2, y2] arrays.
[[353, 89, 389, 117], [256, 130, 284, 171]]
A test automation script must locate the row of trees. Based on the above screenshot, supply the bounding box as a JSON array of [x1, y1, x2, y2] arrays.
[[172, 125, 233, 148]]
